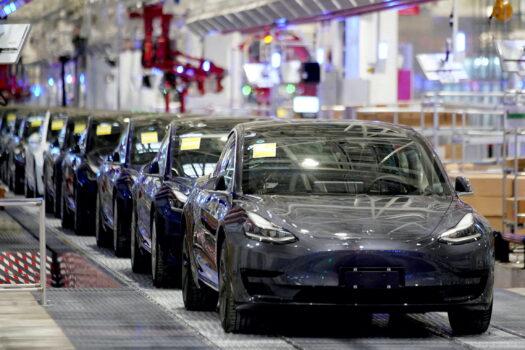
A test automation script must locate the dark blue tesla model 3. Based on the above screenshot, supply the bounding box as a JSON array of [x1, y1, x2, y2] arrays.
[[96, 114, 174, 256], [61, 113, 130, 235], [181, 120, 494, 335], [131, 117, 257, 287]]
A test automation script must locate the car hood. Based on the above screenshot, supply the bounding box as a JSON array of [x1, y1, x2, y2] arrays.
[[237, 194, 454, 242]]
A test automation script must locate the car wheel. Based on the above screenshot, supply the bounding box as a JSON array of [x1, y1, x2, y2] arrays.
[[219, 243, 255, 333], [74, 189, 89, 236], [54, 176, 62, 218], [448, 302, 492, 335], [95, 194, 111, 247], [182, 236, 218, 311], [113, 199, 130, 258], [151, 217, 175, 287], [61, 192, 74, 229], [14, 171, 23, 194], [44, 174, 53, 214], [131, 208, 149, 273], [25, 179, 34, 198]]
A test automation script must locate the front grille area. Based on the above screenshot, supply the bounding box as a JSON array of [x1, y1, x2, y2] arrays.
[[291, 281, 487, 305], [242, 268, 488, 306]]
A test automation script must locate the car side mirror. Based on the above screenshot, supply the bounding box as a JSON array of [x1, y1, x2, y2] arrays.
[[455, 176, 473, 196], [112, 152, 120, 163], [149, 161, 159, 174], [214, 175, 227, 191]]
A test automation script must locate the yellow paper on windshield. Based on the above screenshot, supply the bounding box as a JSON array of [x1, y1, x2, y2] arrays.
[[51, 120, 65, 131], [74, 123, 86, 134], [252, 143, 277, 158], [180, 137, 201, 151], [96, 123, 112, 136], [141, 131, 158, 144], [30, 119, 43, 127], [7, 113, 16, 122]]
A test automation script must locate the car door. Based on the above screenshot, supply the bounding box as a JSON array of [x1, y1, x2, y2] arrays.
[[136, 132, 170, 252], [102, 124, 130, 225], [195, 135, 236, 286]]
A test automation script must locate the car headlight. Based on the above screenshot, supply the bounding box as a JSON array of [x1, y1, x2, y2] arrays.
[[438, 213, 481, 245], [244, 212, 297, 244]]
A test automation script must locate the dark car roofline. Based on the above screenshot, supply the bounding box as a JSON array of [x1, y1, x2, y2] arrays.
[[236, 119, 416, 135]]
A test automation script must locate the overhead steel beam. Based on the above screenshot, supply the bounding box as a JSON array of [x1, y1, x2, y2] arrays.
[[188, 0, 437, 35]]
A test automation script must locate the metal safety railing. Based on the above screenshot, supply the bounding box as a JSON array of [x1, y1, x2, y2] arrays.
[[0, 198, 46, 306]]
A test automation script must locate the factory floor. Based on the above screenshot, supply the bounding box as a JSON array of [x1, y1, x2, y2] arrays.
[[1, 199, 525, 349]]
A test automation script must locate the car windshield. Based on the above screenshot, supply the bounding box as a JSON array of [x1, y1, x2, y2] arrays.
[[47, 115, 67, 142], [241, 123, 451, 196], [130, 121, 169, 165], [171, 119, 253, 179], [88, 119, 123, 153], [23, 115, 45, 139]]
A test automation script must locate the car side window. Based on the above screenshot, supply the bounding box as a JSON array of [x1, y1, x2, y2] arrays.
[[117, 124, 129, 164], [215, 135, 236, 189], [157, 134, 170, 175]]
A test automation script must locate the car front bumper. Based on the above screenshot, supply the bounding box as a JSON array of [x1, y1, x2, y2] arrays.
[[226, 233, 494, 313]]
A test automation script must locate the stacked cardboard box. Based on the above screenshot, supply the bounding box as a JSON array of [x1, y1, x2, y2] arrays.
[[455, 173, 525, 233], [356, 111, 454, 128]]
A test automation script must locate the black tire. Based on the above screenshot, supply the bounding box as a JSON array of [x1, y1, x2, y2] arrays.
[[151, 214, 180, 288], [219, 243, 255, 333], [448, 302, 492, 335], [54, 175, 62, 218], [44, 172, 53, 214], [113, 198, 130, 257], [13, 170, 24, 194], [74, 189, 89, 236], [182, 236, 218, 311], [25, 179, 34, 198], [131, 208, 149, 273], [95, 193, 111, 247], [61, 190, 74, 229]]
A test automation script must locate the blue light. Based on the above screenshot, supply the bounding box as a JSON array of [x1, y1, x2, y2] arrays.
[[48, 78, 54, 87], [275, 18, 287, 27], [151, 67, 163, 76], [4, 5, 11, 15], [79, 73, 85, 84], [202, 60, 211, 72], [65, 74, 73, 84], [10, 2, 15, 12], [32, 85, 42, 98]]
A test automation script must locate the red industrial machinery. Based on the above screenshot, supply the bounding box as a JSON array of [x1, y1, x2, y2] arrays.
[[239, 30, 317, 106], [0, 65, 30, 105], [132, 3, 225, 112]]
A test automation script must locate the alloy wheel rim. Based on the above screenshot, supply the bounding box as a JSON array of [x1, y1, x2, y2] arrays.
[[219, 250, 227, 321], [113, 201, 118, 251], [131, 211, 136, 264], [151, 220, 157, 280], [182, 245, 188, 302], [95, 196, 100, 241]]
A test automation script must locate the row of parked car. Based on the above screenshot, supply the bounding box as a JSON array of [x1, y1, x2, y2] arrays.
[[0, 105, 494, 335]]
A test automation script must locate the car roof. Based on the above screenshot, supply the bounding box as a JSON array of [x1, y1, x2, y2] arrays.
[[237, 119, 416, 137], [168, 116, 261, 129]]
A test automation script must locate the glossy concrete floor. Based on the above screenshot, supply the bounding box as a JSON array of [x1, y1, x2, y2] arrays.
[[2, 200, 525, 349]]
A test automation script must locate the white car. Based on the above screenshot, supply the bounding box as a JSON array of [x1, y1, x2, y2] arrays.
[[25, 109, 67, 197]]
